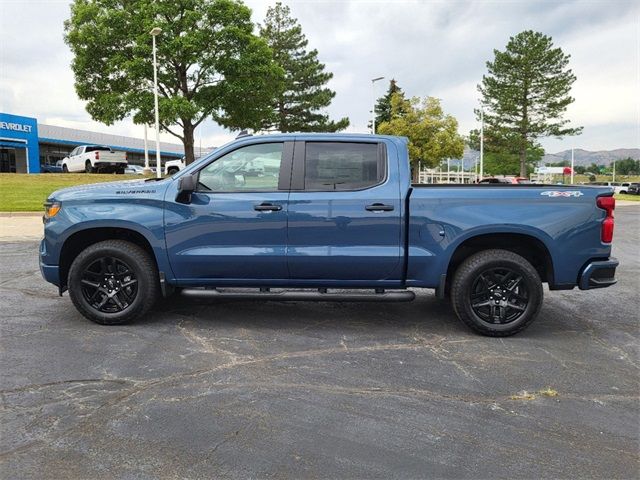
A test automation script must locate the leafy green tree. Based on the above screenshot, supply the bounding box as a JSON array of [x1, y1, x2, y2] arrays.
[[65, 0, 284, 165], [373, 79, 404, 132], [259, 2, 348, 132], [468, 127, 543, 176], [615, 157, 640, 175], [478, 30, 582, 177], [378, 93, 464, 182], [586, 163, 607, 174]]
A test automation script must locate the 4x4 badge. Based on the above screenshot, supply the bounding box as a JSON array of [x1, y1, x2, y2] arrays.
[[541, 191, 584, 197]]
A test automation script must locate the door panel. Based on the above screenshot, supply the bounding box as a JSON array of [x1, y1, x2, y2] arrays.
[[164, 141, 292, 282], [287, 140, 403, 281]]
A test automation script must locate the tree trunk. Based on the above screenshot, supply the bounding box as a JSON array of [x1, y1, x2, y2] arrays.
[[412, 163, 420, 183], [519, 145, 527, 178], [182, 121, 195, 166]]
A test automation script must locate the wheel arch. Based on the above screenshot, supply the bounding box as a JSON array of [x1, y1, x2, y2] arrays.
[[445, 231, 555, 289], [59, 226, 158, 289]]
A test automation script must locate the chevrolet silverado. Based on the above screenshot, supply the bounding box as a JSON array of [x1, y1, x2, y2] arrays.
[[40, 134, 618, 336]]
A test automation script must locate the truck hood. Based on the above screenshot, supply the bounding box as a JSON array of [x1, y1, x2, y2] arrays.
[[47, 178, 171, 203]]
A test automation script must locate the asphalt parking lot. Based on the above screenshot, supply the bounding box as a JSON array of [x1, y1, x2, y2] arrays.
[[1, 208, 638, 479]]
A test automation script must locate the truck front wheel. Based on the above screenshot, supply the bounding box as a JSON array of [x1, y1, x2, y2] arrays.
[[67, 240, 160, 325], [450, 249, 543, 337]]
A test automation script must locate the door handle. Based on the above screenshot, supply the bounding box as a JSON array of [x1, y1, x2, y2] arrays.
[[365, 203, 394, 212], [254, 203, 282, 212]]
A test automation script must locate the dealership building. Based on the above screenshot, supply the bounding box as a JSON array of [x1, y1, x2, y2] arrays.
[[0, 112, 209, 174]]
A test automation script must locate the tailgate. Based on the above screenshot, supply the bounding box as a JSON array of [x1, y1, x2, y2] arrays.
[[100, 151, 127, 163]]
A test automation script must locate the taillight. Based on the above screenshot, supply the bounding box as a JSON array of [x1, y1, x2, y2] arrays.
[[95, 151, 100, 160], [596, 196, 615, 243]]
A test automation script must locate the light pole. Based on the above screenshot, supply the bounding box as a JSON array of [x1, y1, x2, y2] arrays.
[[143, 124, 150, 174], [150, 27, 162, 178], [479, 105, 484, 179], [371, 76, 385, 134], [612, 159, 616, 182], [570, 147, 574, 185]]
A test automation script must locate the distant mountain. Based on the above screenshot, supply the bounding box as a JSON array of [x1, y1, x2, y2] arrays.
[[459, 148, 640, 167], [541, 148, 640, 166]]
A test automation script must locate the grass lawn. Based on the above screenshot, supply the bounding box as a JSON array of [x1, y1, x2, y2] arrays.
[[0, 173, 144, 212], [615, 193, 640, 202]]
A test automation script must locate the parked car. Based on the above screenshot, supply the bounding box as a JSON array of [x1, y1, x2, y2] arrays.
[[164, 158, 185, 176], [124, 165, 145, 175], [614, 183, 631, 195], [479, 176, 531, 184], [40, 134, 618, 337], [61, 145, 127, 173], [589, 182, 618, 191], [41, 160, 63, 173], [627, 183, 640, 195]]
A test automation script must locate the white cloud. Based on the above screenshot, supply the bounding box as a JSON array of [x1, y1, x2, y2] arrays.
[[0, 0, 638, 153]]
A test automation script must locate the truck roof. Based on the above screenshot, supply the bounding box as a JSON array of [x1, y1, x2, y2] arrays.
[[232, 132, 408, 143]]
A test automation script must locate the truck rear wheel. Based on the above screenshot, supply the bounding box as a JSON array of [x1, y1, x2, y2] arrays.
[[85, 160, 94, 173], [67, 240, 159, 325], [450, 249, 543, 337]]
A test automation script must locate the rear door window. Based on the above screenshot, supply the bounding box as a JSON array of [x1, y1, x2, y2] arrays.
[[304, 142, 384, 191]]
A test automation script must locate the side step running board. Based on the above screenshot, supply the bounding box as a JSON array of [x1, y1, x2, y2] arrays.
[[181, 288, 415, 303]]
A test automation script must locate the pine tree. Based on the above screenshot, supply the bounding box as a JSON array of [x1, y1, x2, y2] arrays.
[[259, 2, 349, 132], [478, 30, 582, 176], [374, 79, 404, 132]]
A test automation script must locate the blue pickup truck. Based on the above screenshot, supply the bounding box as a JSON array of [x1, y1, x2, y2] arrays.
[[39, 134, 618, 336]]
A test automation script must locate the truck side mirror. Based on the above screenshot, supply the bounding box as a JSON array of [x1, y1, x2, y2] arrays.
[[176, 173, 197, 204]]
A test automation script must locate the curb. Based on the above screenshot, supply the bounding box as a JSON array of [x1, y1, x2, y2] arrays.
[[0, 212, 42, 217]]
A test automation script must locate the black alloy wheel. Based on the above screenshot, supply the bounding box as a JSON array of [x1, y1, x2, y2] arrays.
[[68, 240, 160, 325], [80, 256, 138, 313], [469, 267, 528, 324], [450, 249, 543, 336]]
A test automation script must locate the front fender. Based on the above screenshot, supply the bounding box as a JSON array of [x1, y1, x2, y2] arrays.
[[41, 201, 173, 281]]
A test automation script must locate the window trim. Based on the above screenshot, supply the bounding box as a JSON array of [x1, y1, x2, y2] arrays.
[[193, 141, 294, 194], [292, 140, 388, 192]]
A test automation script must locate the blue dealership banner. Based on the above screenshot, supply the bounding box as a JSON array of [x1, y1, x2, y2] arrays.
[[0, 112, 40, 173]]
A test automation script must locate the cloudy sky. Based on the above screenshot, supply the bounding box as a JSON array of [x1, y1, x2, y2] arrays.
[[1, 0, 638, 153]]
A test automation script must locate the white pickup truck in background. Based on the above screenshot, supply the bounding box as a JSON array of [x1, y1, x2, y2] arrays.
[[164, 157, 185, 176], [61, 145, 127, 173]]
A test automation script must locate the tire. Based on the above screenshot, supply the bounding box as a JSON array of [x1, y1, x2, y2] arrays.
[[85, 160, 94, 173], [67, 240, 160, 325], [116, 168, 125, 175], [62, 164, 69, 173], [168, 167, 179, 175], [450, 249, 543, 337]]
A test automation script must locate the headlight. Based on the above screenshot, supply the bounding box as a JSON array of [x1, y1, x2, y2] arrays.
[[44, 201, 61, 220]]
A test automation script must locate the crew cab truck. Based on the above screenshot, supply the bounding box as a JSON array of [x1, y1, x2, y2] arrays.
[[40, 134, 618, 336], [61, 145, 127, 174]]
